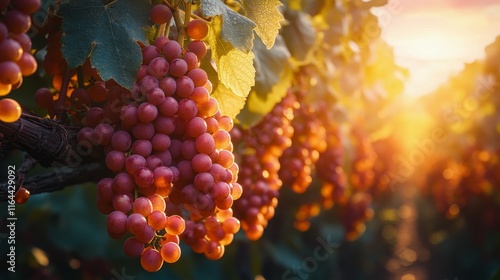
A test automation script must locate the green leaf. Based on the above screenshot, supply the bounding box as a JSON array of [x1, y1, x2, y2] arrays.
[[206, 15, 255, 98], [281, 9, 316, 62], [241, 0, 283, 49], [32, 0, 55, 28], [253, 35, 290, 99], [235, 35, 292, 127], [59, 0, 150, 89], [201, 0, 256, 52]]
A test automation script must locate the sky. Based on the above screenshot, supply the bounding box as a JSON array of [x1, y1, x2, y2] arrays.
[[372, 0, 500, 97]]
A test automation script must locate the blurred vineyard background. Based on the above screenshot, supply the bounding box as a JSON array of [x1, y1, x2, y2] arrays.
[[1, 0, 500, 280]]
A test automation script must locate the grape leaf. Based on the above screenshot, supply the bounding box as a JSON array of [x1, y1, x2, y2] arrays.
[[253, 35, 290, 99], [201, 50, 247, 119], [206, 15, 255, 98], [201, 0, 256, 52], [281, 9, 316, 62], [59, 0, 150, 89], [237, 67, 292, 127], [212, 82, 247, 119], [240, 0, 283, 49], [31, 0, 55, 29]]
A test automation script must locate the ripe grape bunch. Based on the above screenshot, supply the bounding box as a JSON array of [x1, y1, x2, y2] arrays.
[[232, 90, 298, 240], [77, 5, 242, 272], [0, 0, 40, 123]]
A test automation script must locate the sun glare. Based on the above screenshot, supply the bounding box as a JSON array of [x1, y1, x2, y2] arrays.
[[373, 1, 500, 97]]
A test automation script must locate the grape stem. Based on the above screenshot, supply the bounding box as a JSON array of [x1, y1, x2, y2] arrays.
[[54, 70, 72, 121]]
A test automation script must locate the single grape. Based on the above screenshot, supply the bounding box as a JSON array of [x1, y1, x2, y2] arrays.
[[0, 61, 22, 85], [187, 40, 207, 60], [14, 187, 30, 204], [16, 52, 37, 76], [165, 215, 185, 235], [134, 167, 154, 188], [148, 194, 166, 211], [146, 87, 165, 105], [140, 248, 163, 272], [132, 122, 155, 140], [147, 56, 169, 78], [137, 102, 158, 123], [111, 130, 132, 152], [183, 52, 199, 70], [162, 40, 182, 62], [126, 154, 147, 175], [131, 140, 153, 157], [13, 0, 42, 14], [153, 166, 173, 188], [88, 81, 108, 103], [177, 98, 198, 120], [142, 45, 160, 65], [161, 242, 181, 263], [120, 104, 139, 126], [187, 68, 208, 87], [113, 193, 133, 213], [113, 172, 135, 194], [92, 123, 114, 146], [4, 10, 31, 34], [0, 82, 12, 96], [175, 76, 194, 98], [133, 197, 154, 217], [0, 98, 21, 122], [150, 4, 172, 25], [151, 133, 171, 152], [148, 210, 167, 230], [85, 107, 103, 128], [195, 133, 215, 154], [127, 213, 148, 235], [136, 224, 155, 243], [123, 237, 144, 258], [107, 211, 128, 234], [186, 19, 209, 40]]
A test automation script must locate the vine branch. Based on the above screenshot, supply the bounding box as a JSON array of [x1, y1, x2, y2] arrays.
[[0, 163, 111, 202], [0, 113, 105, 200]]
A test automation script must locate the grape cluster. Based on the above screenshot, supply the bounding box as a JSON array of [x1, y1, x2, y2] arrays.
[[316, 126, 348, 210], [232, 91, 298, 240], [340, 192, 373, 241], [290, 119, 347, 232], [0, 0, 41, 123], [76, 34, 240, 270], [180, 208, 240, 260], [279, 103, 327, 194], [349, 126, 376, 192]]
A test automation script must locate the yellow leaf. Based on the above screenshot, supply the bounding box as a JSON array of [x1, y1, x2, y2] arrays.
[[242, 0, 283, 49], [207, 16, 255, 98], [211, 82, 247, 119]]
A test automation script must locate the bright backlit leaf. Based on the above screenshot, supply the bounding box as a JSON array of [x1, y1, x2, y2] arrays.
[[201, 0, 256, 52], [206, 16, 255, 98], [241, 0, 283, 49]]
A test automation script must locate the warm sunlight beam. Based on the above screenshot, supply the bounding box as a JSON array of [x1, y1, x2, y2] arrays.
[[373, 0, 500, 97]]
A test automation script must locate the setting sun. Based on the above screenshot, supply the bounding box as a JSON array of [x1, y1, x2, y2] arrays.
[[373, 0, 500, 97]]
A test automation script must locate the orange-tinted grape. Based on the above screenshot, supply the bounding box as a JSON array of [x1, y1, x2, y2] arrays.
[[160, 242, 181, 263], [186, 19, 209, 40], [0, 98, 22, 122], [14, 187, 30, 204]]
